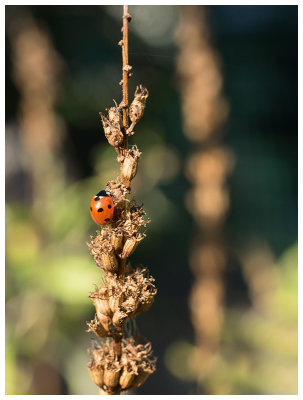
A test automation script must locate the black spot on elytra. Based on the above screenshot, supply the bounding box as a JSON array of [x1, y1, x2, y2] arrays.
[[95, 196, 100, 201], [98, 208, 103, 212], [90, 207, 92, 211], [108, 204, 112, 209], [104, 218, 110, 222]]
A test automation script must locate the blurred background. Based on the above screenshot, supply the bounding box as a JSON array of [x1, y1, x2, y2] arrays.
[[5, 5, 297, 395]]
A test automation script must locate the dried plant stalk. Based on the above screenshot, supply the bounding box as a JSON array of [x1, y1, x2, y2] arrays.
[[86, 5, 156, 395], [176, 5, 233, 380], [7, 11, 66, 220]]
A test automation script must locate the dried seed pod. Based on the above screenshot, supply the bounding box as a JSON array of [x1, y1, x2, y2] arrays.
[[99, 286, 109, 297], [118, 201, 150, 237], [89, 288, 112, 317], [121, 236, 139, 259], [88, 337, 156, 392], [97, 312, 111, 332], [109, 294, 123, 314], [134, 296, 155, 316], [100, 111, 124, 147], [88, 360, 104, 388], [121, 146, 142, 188], [110, 229, 124, 251], [122, 296, 139, 316], [108, 106, 122, 127], [88, 230, 118, 269], [103, 364, 121, 389], [112, 309, 128, 328], [106, 179, 128, 205], [127, 268, 157, 316], [131, 369, 151, 388], [86, 315, 108, 338], [119, 368, 136, 389], [121, 233, 144, 258], [100, 246, 119, 273], [91, 297, 112, 318], [129, 85, 149, 128], [105, 267, 157, 319]]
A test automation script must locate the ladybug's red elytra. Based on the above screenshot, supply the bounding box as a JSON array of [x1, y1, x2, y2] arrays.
[[90, 190, 114, 225]]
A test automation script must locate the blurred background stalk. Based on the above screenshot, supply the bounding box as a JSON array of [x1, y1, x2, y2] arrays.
[[176, 4, 233, 379], [6, 8, 67, 394]]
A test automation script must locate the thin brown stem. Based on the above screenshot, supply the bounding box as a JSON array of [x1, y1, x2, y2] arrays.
[[121, 5, 131, 155], [114, 334, 122, 358]]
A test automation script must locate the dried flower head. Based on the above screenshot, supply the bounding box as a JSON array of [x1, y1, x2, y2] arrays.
[[108, 104, 122, 127], [129, 85, 149, 129], [105, 179, 128, 205], [110, 227, 124, 252], [88, 231, 119, 273], [88, 288, 112, 331], [101, 267, 157, 325], [86, 314, 108, 338], [118, 201, 150, 238], [103, 361, 122, 390], [100, 107, 124, 147], [88, 359, 104, 388], [121, 233, 144, 258], [121, 145, 142, 188], [88, 337, 156, 392]]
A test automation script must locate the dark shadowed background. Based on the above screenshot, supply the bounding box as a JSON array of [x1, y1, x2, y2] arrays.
[[5, 5, 297, 395]]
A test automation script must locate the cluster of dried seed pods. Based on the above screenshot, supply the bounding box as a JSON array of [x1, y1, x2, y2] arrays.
[[86, 170, 157, 396], [88, 267, 156, 331], [87, 201, 149, 275], [88, 338, 156, 394], [100, 88, 148, 166]]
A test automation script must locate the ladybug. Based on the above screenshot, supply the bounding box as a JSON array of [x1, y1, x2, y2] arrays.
[[90, 190, 114, 226]]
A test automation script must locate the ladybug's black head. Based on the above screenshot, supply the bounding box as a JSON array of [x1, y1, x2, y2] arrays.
[[96, 190, 109, 197]]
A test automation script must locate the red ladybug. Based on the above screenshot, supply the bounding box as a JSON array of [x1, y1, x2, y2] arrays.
[[90, 190, 114, 225]]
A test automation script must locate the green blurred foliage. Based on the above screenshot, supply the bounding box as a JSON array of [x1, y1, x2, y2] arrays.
[[6, 178, 103, 394], [165, 242, 298, 394]]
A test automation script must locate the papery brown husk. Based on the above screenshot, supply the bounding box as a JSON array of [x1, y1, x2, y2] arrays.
[[109, 293, 122, 314], [112, 309, 128, 328], [96, 312, 111, 332], [132, 296, 155, 317], [121, 146, 141, 187], [106, 179, 128, 205], [103, 364, 121, 389], [131, 369, 152, 388], [88, 230, 118, 272], [88, 359, 104, 388], [89, 286, 111, 312], [119, 367, 136, 389], [118, 202, 150, 237], [100, 110, 123, 147], [100, 249, 119, 273], [106, 267, 157, 320], [86, 314, 108, 338], [129, 85, 149, 125], [88, 337, 156, 392], [91, 296, 112, 317], [107, 106, 122, 127], [121, 235, 140, 258], [110, 229, 124, 252]]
